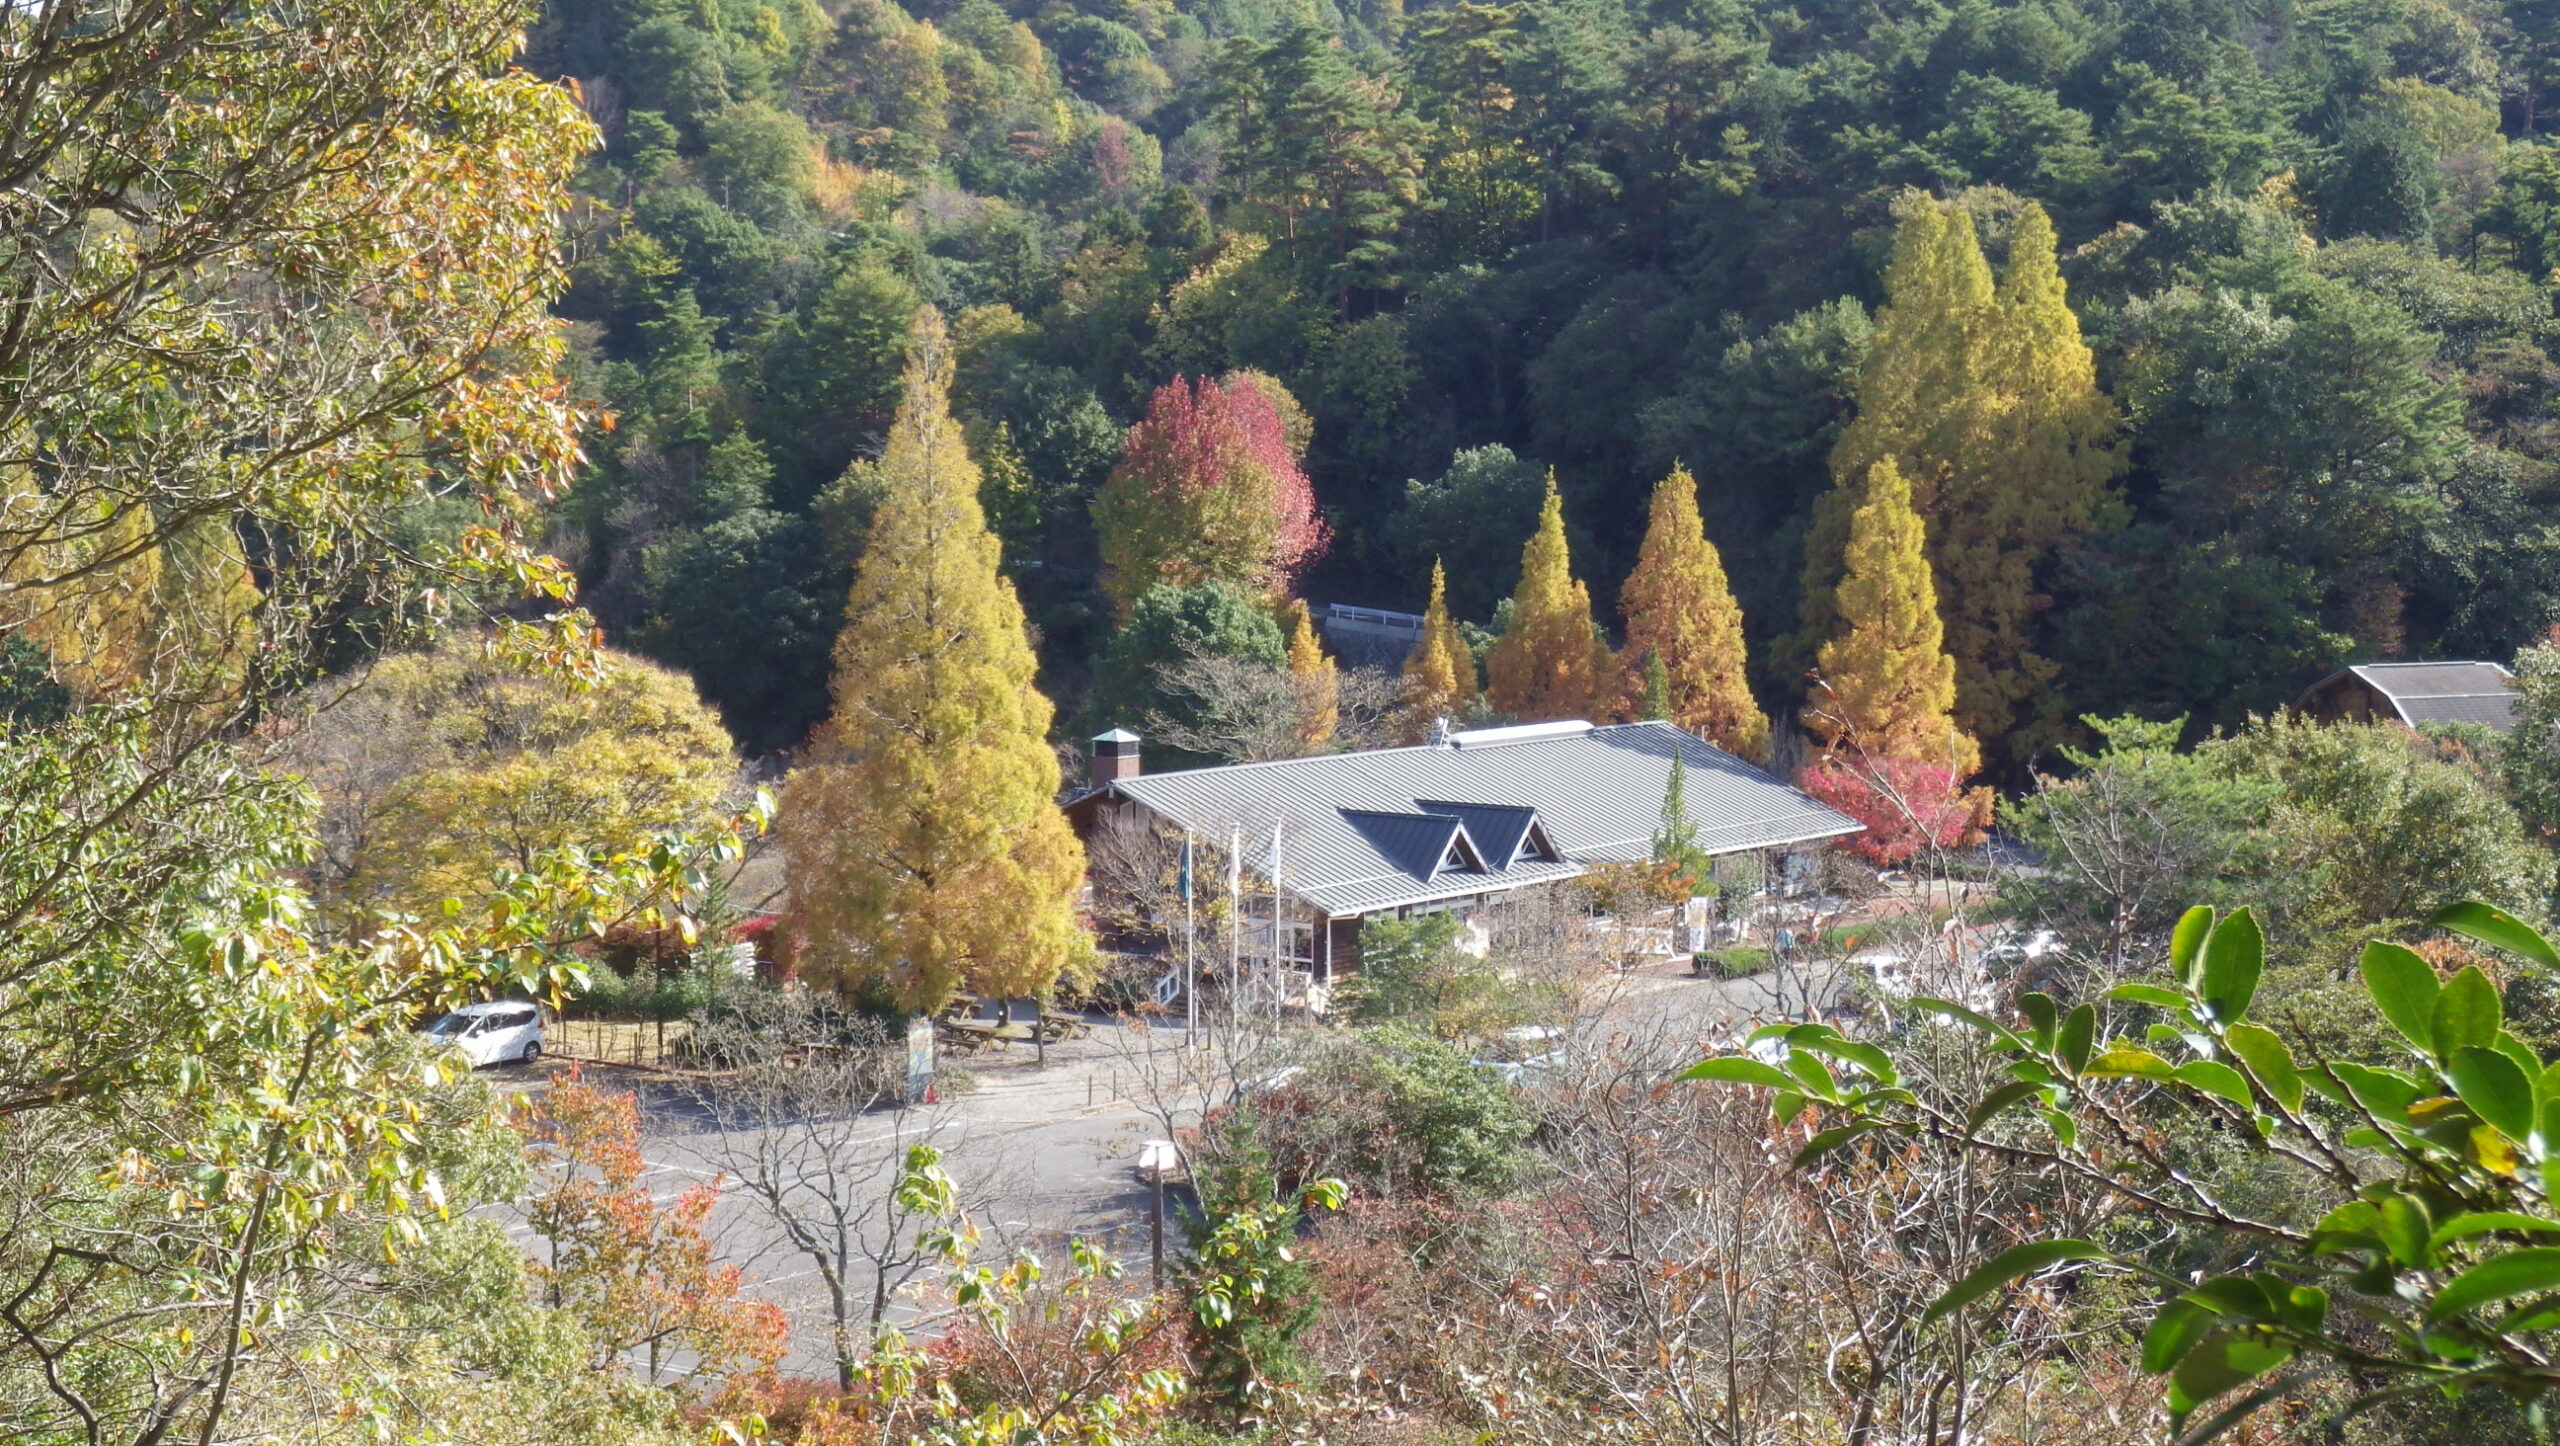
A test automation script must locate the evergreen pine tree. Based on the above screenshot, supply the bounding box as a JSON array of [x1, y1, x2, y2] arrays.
[[1641, 649, 1670, 722], [1285, 598, 1339, 750], [1397, 559, 1471, 742], [1650, 752, 1712, 896], [779, 308, 1091, 1012], [1183, 1129, 1323, 1419], [1619, 465, 1771, 761], [1485, 477, 1612, 722], [1804, 460, 1981, 779]]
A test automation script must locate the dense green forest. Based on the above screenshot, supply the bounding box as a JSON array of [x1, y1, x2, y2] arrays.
[[527, 0, 2560, 758], [40, 0, 2560, 1437]]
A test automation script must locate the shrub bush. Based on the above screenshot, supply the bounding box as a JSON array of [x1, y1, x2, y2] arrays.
[[1699, 946, 1769, 978], [1243, 1025, 1539, 1201]]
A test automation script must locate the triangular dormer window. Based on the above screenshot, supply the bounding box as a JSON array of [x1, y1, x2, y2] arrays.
[[1438, 827, 1487, 875], [1518, 818, 1560, 863]]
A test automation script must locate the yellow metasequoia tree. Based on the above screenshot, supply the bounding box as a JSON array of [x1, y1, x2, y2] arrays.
[[781, 308, 1091, 1012], [1397, 559, 1475, 742], [1619, 465, 1770, 761], [1486, 478, 1611, 722], [1284, 598, 1338, 750], [1787, 197, 1994, 688], [2, 494, 262, 706], [1804, 460, 1981, 779], [1787, 195, 2119, 758], [1955, 201, 2122, 744]]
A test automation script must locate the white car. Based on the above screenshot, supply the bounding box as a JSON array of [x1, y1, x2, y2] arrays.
[[419, 1001, 545, 1068], [1851, 948, 1913, 996], [1979, 929, 2068, 979], [1473, 1025, 1566, 1086]]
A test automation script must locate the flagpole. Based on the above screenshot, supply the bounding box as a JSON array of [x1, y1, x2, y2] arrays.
[[1227, 826, 1241, 1049], [1182, 830, 1198, 1048], [1269, 821, 1284, 1019]]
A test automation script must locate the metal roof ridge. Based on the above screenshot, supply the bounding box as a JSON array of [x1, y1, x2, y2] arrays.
[[1119, 717, 1716, 789], [1120, 737, 1457, 785], [1581, 815, 1865, 854], [1298, 860, 1592, 914]]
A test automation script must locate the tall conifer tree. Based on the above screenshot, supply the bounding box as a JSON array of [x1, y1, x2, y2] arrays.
[[781, 309, 1090, 1012], [1486, 477, 1612, 722], [1786, 196, 2119, 760], [1804, 460, 1980, 778], [1786, 198, 1994, 685], [1397, 559, 1471, 742], [1619, 465, 1770, 761], [1285, 598, 1339, 750], [1956, 202, 2123, 742]]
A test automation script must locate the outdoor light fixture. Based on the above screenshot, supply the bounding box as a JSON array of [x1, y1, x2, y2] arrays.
[[1138, 1139, 1180, 1290]]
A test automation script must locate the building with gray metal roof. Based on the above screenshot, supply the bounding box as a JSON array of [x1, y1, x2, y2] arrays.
[[2295, 661, 2519, 730], [1067, 719, 1862, 980]]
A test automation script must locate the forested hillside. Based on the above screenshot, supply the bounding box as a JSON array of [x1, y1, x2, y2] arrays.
[[525, 0, 2560, 758]]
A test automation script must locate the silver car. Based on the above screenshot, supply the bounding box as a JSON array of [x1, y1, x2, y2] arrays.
[[419, 1001, 545, 1068]]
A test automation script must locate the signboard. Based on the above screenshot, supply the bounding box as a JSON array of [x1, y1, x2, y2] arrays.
[[905, 1017, 934, 1106]]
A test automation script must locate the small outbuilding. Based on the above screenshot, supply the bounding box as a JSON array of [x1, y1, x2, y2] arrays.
[[2295, 661, 2520, 731]]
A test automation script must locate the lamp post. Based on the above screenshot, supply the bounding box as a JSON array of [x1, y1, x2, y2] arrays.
[[1138, 1138, 1179, 1291]]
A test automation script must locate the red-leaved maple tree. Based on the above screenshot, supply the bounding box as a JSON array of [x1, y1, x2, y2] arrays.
[[1093, 372, 1327, 620], [1797, 753, 1975, 865]]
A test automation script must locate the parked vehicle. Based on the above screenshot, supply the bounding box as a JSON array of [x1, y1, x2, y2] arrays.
[[1979, 929, 2070, 986], [1472, 1025, 1566, 1086], [1851, 948, 1913, 997], [419, 1001, 545, 1068]]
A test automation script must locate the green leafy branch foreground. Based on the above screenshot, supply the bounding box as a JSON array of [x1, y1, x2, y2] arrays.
[[1687, 899, 2560, 1440]]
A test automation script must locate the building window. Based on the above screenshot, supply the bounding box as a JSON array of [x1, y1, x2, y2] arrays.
[[1243, 916, 1316, 968]]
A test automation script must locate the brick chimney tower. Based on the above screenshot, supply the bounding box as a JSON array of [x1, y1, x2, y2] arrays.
[[1091, 728, 1142, 786]]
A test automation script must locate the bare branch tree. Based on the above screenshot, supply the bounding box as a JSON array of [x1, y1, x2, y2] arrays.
[[675, 989, 1018, 1390], [1420, 1019, 2147, 1446], [1146, 655, 1401, 763]]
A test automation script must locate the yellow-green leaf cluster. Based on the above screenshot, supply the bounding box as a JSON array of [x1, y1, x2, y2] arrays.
[[285, 641, 737, 926]]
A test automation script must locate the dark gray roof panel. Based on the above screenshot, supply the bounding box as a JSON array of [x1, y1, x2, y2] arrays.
[[1105, 721, 1861, 918], [2398, 693, 2521, 727], [1414, 800, 1542, 865], [1338, 809, 1470, 881], [2349, 661, 2514, 698]]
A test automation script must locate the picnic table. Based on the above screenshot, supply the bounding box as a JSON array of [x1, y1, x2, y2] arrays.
[[936, 1018, 1001, 1053], [1038, 1008, 1091, 1042]]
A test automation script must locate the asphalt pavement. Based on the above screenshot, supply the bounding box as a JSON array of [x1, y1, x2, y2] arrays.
[[486, 956, 1848, 1380]]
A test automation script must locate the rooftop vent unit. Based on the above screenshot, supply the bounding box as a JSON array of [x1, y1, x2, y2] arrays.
[[1444, 720, 1593, 749]]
